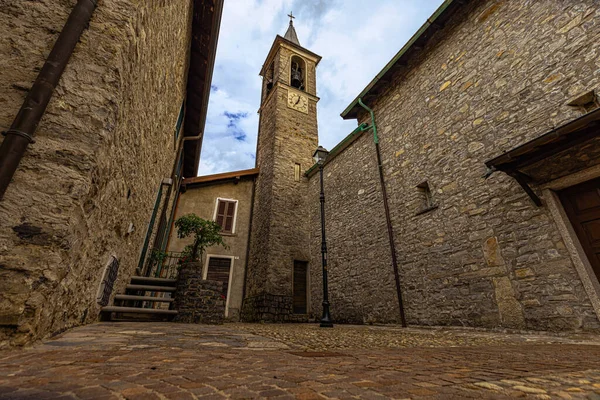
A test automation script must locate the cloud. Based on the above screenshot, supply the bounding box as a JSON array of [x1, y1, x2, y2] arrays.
[[198, 0, 445, 176]]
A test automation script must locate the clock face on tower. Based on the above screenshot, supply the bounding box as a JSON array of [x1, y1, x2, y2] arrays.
[[287, 90, 309, 114]]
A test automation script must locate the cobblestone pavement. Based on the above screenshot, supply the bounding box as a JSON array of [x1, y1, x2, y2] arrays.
[[2, 323, 600, 399]]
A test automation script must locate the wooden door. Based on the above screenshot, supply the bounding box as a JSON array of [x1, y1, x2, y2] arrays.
[[206, 257, 232, 299], [559, 177, 600, 282], [293, 261, 308, 314]]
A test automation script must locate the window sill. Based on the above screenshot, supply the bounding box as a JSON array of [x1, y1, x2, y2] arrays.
[[220, 232, 237, 237], [415, 205, 438, 216]]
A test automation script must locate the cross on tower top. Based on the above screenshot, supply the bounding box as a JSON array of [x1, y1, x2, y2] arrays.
[[288, 11, 295, 24]]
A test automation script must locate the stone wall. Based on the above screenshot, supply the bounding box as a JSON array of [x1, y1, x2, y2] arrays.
[[244, 40, 319, 320], [174, 263, 225, 324], [0, 0, 192, 347], [167, 178, 255, 320], [308, 0, 600, 331]]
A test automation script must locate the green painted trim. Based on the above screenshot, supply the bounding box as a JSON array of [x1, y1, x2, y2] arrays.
[[340, 0, 456, 119], [305, 122, 370, 177], [137, 183, 164, 274]]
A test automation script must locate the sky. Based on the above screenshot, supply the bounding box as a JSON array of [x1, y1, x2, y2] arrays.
[[198, 0, 445, 176]]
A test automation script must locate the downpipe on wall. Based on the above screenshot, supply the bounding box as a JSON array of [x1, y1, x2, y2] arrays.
[[0, 0, 98, 200], [358, 98, 408, 328]]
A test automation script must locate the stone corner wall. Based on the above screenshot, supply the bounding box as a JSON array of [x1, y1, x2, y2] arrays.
[[0, 1, 192, 347], [174, 263, 225, 325], [241, 292, 309, 323]]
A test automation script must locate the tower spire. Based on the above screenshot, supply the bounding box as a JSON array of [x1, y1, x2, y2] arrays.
[[284, 11, 300, 46]]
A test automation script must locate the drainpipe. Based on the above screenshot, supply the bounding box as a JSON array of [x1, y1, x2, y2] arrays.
[[358, 98, 407, 328], [0, 0, 98, 200]]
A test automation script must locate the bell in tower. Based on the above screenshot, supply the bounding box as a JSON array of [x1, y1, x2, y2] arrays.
[[291, 57, 305, 91]]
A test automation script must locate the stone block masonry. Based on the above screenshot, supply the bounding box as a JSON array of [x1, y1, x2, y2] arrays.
[[174, 263, 225, 325], [308, 0, 600, 331], [0, 1, 192, 346]]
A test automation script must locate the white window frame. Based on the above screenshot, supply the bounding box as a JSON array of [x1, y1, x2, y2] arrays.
[[203, 254, 235, 318], [212, 197, 239, 234]]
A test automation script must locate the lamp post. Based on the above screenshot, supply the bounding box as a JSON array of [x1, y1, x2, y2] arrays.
[[313, 146, 333, 328]]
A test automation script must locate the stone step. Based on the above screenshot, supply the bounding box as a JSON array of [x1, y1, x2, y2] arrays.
[[114, 294, 174, 303], [126, 284, 176, 292], [130, 276, 177, 285], [101, 306, 178, 315]]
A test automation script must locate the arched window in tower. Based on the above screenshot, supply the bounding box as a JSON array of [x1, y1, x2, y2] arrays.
[[290, 56, 305, 91], [265, 61, 275, 97]]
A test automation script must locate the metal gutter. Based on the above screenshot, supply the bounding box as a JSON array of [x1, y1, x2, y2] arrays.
[[0, 0, 98, 200], [357, 99, 407, 327], [340, 0, 457, 120]]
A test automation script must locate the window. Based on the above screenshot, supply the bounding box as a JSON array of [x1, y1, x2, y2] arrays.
[[416, 181, 437, 215], [290, 55, 305, 91], [265, 62, 275, 98], [294, 163, 301, 181], [214, 199, 238, 234]]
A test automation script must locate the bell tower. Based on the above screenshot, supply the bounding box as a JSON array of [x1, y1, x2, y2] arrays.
[[242, 15, 321, 321]]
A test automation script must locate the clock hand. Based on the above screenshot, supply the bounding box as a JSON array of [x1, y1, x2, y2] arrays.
[[295, 96, 300, 105]]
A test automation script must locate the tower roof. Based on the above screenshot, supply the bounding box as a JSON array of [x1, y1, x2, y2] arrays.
[[284, 15, 300, 46]]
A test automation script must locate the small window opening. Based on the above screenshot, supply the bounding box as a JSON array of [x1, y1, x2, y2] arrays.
[[567, 89, 599, 113], [294, 163, 301, 181], [290, 56, 305, 91], [265, 62, 275, 97], [416, 181, 436, 214]]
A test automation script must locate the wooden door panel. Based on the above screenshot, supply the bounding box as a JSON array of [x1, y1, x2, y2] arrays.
[[583, 220, 600, 245], [206, 257, 231, 299], [293, 261, 308, 314], [573, 189, 600, 213], [559, 177, 600, 281]]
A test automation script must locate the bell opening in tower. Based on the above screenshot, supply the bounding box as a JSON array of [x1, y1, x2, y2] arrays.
[[291, 56, 305, 91]]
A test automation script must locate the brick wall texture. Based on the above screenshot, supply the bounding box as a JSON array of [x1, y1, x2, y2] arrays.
[[0, 0, 191, 347], [308, 1, 600, 331]]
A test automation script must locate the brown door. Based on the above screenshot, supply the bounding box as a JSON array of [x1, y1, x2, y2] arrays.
[[559, 178, 600, 281], [206, 257, 232, 299], [293, 261, 308, 314]]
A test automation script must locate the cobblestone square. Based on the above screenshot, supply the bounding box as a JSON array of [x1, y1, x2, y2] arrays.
[[2, 323, 600, 399]]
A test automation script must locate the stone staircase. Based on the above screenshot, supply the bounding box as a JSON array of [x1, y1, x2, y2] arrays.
[[101, 276, 178, 321]]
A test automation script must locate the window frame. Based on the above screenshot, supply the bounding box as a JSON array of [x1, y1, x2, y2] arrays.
[[213, 198, 239, 234]]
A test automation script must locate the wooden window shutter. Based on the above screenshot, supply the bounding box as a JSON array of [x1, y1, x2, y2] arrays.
[[224, 201, 235, 233], [216, 200, 236, 233], [216, 200, 226, 229]]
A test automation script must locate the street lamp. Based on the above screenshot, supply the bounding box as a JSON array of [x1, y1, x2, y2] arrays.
[[313, 146, 333, 328]]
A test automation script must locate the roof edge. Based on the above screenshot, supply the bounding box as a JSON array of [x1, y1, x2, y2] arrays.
[[305, 123, 370, 178], [183, 168, 259, 186], [340, 0, 458, 120]]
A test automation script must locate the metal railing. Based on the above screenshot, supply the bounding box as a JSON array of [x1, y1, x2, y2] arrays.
[[145, 251, 184, 280]]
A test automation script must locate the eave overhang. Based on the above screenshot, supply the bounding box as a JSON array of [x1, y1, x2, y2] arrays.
[[485, 108, 600, 206], [259, 35, 322, 77], [340, 0, 466, 120], [182, 168, 259, 189], [182, 0, 224, 178]]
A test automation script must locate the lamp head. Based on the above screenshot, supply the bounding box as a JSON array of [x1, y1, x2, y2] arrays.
[[313, 146, 329, 165]]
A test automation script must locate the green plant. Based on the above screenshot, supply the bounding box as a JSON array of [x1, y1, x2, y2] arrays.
[[149, 249, 169, 267], [174, 214, 228, 263]]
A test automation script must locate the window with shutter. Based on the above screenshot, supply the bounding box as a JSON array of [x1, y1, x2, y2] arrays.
[[215, 199, 237, 234]]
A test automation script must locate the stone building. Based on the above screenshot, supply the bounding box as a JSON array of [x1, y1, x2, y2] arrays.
[[166, 168, 258, 320], [306, 0, 600, 331], [169, 0, 600, 332], [0, 0, 223, 347]]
